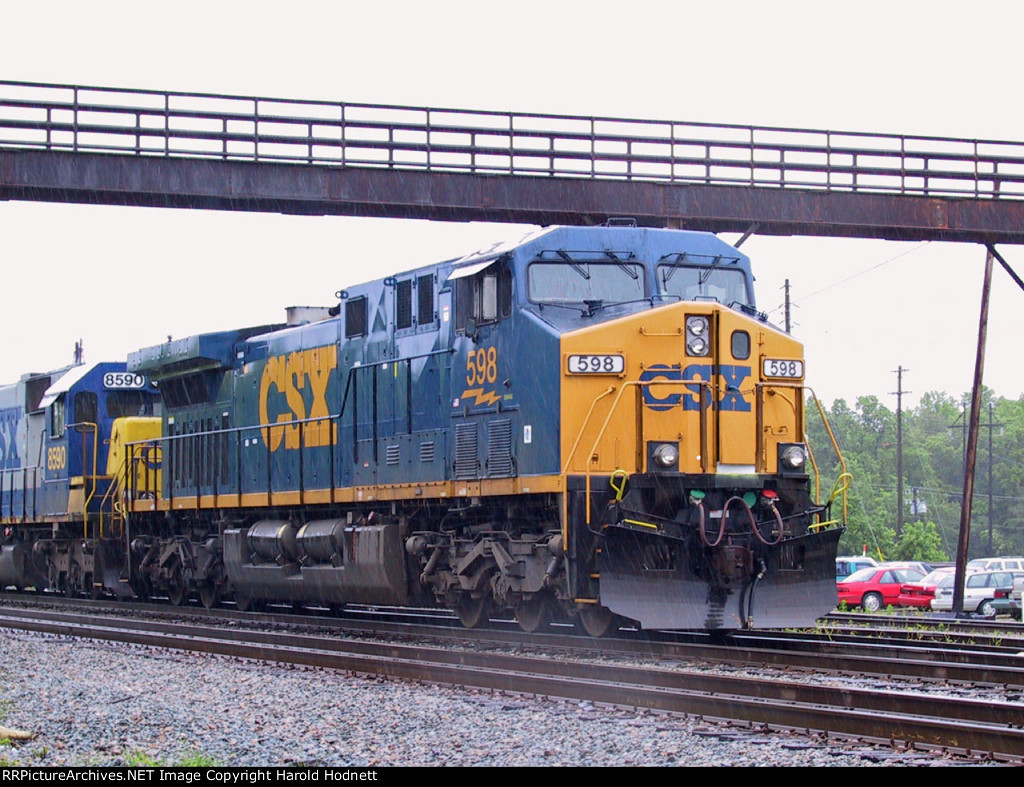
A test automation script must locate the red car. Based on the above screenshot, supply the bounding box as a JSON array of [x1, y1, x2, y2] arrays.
[[897, 567, 955, 608], [837, 565, 926, 612]]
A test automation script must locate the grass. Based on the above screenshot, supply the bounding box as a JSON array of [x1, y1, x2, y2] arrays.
[[124, 750, 223, 767]]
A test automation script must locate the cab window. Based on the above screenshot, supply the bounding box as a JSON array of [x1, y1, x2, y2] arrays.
[[456, 265, 511, 333], [657, 262, 752, 307], [528, 261, 644, 305], [49, 395, 65, 438], [74, 391, 98, 427]]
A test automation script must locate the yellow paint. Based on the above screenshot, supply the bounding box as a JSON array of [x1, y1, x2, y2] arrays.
[[130, 474, 565, 514], [258, 346, 338, 451], [559, 300, 805, 480], [460, 346, 502, 405], [107, 417, 163, 497]]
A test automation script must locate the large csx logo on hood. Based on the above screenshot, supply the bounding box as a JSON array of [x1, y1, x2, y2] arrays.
[[259, 347, 337, 451], [640, 364, 751, 411]]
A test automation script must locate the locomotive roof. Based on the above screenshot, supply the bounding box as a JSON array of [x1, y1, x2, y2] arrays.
[[335, 225, 750, 295], [128, 324, 284, 377], [38, 363, 93, 408], [439, 225, 749, 281], [125, 226, 754, 375]]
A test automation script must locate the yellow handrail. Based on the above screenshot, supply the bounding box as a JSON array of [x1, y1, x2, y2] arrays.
[[69, 422, 99, 540], [563, 379, 711, 526], [806, 388, 849, 525], [564, 378, 851, 532], [755, 382, 850, 527]]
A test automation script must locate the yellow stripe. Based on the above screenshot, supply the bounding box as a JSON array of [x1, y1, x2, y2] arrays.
[[623, 518, 659, 530], [130, 475, 566, 514]]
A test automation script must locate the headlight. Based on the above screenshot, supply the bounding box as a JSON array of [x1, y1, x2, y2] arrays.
[[686, 315, 710, 357], [650, 442, 680, 469], [778, 443, 808, 473]]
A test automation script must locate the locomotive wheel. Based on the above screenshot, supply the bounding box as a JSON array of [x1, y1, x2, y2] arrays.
[[514, 598, 551, 633], [166, 566, 188, 607], [199, 584, 219, 610], [234, 591, 263, 612], [577, 604, 617, 638], [65, 564, 81, 598], [455, 596, 490, 629]]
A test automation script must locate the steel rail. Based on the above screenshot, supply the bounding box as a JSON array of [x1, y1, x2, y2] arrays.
[[2, 595, 1021, 686], [1, 607, 1022, 760]]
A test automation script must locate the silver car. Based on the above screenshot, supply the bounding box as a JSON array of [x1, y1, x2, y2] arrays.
[[931, 570, 1024, 615]]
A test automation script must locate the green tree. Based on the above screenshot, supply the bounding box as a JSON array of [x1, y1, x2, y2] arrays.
[[890, 520, 946, 562], [803, 386, 1024, 563]]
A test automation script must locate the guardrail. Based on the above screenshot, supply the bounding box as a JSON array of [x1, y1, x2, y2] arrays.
[[2, 80, 1023, 200]]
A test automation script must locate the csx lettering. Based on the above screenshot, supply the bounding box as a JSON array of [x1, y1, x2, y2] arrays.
[[640, 364, 751, 412], [259, 347, 337, 452], [465, 347, 498, 387], [717, 365, 752, 412], [0, 407, 16, 469]]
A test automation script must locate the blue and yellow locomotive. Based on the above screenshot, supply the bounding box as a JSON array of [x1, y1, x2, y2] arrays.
[[3, 225, 848, 633], [0, 361, 161, 596]]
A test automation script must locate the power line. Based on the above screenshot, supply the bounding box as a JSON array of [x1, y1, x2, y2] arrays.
[[792, 242, 930, 305]]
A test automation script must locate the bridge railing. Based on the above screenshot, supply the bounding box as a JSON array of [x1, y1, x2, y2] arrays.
[[2, 80, 1023, 199]]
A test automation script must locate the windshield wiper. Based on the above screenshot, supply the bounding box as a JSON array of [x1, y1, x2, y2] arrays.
[[557, 251, 591, 280], [699, 255, 725, 286], [604, 251, 639, 280]]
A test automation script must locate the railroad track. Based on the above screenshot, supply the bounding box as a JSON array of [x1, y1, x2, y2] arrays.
[[3, 595, 1024, 686], [1, 604, 1022, 762]]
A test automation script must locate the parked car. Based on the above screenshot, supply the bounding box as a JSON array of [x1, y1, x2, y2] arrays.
[[1010, 576, 1024, 621], [966, 556, 1024, 572], [837, 565, 926, 612], [897, 567, 956, 608], [836, 555, 878, 581], [989, 585, 1016, 617], [930, 570, 1024, 615]]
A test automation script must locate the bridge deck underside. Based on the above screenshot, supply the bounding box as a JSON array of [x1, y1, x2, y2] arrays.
[[3, 149, 1024, 244]]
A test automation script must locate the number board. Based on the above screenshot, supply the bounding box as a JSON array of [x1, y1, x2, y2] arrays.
[[567, 355, 625, 374], [103, 372, 148, 390], [761, 359, 804, 379]]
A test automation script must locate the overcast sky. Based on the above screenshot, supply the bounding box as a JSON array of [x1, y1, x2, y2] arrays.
[[2, 1, 1023, 409]]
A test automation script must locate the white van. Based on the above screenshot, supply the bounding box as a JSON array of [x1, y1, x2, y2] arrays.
[[966, 556, 1024, 572]]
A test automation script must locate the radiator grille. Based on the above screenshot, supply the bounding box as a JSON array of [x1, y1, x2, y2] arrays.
[[386, 444, 401, 466], [453, 423, 479, 479], [487, 419, 514, 477]]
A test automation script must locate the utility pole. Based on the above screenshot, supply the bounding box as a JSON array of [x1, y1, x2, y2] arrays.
[[892, 366, 909, 537], [953, 249, 994, 617], [784, 279, 791, 333]]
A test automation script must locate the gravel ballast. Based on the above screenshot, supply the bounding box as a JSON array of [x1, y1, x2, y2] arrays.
[[0, 630, 990, 767]]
